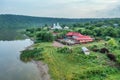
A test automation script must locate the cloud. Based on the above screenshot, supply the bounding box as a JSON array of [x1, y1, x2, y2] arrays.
[[0, 0, 120, 18]]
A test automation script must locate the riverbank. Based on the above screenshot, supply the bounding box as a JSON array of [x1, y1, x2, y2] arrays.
[[33, 61, 51, 80], [22, 43, 51, 80]]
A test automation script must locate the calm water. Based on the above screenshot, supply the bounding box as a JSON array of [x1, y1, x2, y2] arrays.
[[0, 39, 41, 80]]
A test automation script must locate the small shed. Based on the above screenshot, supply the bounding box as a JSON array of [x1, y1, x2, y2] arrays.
[[82, 47, 90, 55]]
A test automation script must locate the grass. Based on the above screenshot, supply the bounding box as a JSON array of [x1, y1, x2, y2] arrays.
[[105, 72, 120, 80], [31, 41, 120, 80], [20, 41, 120, 80], [112, 50, 120, 64]]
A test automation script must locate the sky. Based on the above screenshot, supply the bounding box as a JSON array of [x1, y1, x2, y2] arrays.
[[0, 0, 120, 18]]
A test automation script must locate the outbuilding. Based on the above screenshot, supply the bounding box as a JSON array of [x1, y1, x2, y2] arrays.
[[82, 47, 90, 55]]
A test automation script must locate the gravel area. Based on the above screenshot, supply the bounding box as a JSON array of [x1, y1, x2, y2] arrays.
[[53, 41, 65, 47]]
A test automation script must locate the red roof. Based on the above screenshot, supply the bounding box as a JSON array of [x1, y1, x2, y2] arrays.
[[66, 32, 93, 42], [75, 36, 93, 40], [66, 32, 83, 37]]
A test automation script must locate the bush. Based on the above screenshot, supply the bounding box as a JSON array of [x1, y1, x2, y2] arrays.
[[72, 67, 118, 80], [57, 47, 72, 54], [74, 47, 82, 54], [20, 48, 44, 62], [107, 53, 116, 62], [118, 40, 120, 43], [105, 36, 111, 41], [93, 48, 100, 52], [89, 45, 98, 50], [36, 31, 54, 42], [89, 45, 100, 52], [100, 48, 109, 54], [107, 38, 118, 49]]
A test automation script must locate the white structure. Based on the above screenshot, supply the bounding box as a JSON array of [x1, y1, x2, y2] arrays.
[[82, 47, 90, 55], [51, 23, 62, 29], [113, 24, 118, 27], [64, 26, 69, 30]]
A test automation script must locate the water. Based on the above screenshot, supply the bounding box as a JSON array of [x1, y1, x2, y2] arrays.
[[0, 39, 41, 80]]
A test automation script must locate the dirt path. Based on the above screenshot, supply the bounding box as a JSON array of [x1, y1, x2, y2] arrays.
[[53, 41, 65, 47]]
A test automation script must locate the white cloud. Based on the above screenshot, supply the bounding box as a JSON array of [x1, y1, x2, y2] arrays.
[[0, 0, 120, 18]]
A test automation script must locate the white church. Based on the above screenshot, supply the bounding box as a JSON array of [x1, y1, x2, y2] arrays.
[[51, 23, 62, 29]]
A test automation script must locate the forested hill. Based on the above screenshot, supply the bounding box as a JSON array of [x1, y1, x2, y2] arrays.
[[0, 14, 102, 29]]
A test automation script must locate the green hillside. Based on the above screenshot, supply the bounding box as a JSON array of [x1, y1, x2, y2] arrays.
[[0, 14, 100, 29]]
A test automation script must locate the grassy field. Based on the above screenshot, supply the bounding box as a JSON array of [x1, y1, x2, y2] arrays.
[[32, 41, 120, 80]]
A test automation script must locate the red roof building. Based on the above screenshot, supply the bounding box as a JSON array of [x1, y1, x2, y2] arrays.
[[66, 32, 83, 37], [66, 32, 93, 43]]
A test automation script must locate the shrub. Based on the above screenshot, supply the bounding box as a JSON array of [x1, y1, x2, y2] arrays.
[[107, 53, 116, 62], [105, 36, 111, 41], [92, 48, 100, 52], [72, 67, 118, 80], [107, 38, 118, 49], [36, 31, 54, 42], [118, 40, 120, 43], [95, 37, 102, 41], [57, 47, 72, 54], [20, 48, 44, 62], [100, 48, 109, 54], [89, 45, 98, 50], [74, 47, 82, 54]]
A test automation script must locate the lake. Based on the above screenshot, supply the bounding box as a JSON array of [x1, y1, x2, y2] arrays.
[[0, 39, 41, 80]]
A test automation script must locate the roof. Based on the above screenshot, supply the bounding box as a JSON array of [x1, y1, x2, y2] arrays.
[[64, 26, 69, 29], [66, 32, 93, 42], [66, 32, 83, 37], [75, 36, 93, 40]]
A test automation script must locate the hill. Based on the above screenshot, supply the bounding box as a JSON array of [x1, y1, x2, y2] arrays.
[[0, 14, 102, 29]]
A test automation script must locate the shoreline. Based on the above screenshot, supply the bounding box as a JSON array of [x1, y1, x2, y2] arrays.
[[33, 61, 51, 80], [22, 39, 51, 80]]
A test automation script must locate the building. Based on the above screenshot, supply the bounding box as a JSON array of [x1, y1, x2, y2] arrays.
[[66, 32, 93, 43], [113, 24, 119, 27], [64, 26, 69, 30], [51, 23, 62, 29]]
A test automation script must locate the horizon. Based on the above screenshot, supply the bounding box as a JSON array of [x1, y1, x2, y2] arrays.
[[1, 14, 120, 19], [0, 0, 120, 18]]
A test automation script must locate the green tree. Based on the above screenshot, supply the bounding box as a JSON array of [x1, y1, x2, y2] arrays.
[[108, 38, 118, 49], [36, 31, 54, 42]]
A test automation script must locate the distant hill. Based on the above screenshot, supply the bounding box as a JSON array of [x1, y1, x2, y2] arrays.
[[0, 14, 102, 29]]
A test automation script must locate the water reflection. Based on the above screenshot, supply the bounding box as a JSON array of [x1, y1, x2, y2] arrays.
[[0, 39, 41, 80]]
